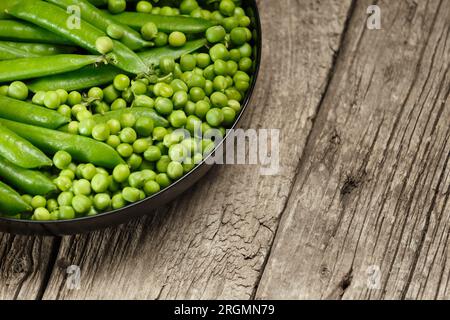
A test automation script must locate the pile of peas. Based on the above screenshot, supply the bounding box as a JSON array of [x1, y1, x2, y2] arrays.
[[0, 0, 255, 221]]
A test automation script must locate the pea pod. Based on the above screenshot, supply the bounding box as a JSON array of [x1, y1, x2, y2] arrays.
[[0, 123, 52, 169], [0, 157, 56, 196], [0, 95, 70, 129], [0, 119, 125, 169], [0, 41, 77, 56], [28, 39, 207, 92], [0, 54, 105, 82], [111, 12, 215, 33], [0, 42, 39, 60], [47, 0, 152, 50], [0, 20, 73, 45], [6, 0, 150, 75], [93, 107, 169, 128], [0, 181, 32, 216]]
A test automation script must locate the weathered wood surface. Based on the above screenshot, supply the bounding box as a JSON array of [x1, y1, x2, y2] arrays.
[[39, 0, 353, 299], [1, 0, 448, 300], [257, 0, 450, 300]]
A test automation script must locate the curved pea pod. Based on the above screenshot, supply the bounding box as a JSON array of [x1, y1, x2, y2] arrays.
[[0, 157, 56, 196], [0, 119, 125, 169], [0, 41, 77, 56], [0, 123, 52, 169], [93, 107, 169, 128], [0, 181, 32, 216], [0, 42, 39, 60], [27, 39, 207, 92], [47, 0, 152, 50], [7, 0, 150, 75], [111, 12, 215, 34], [0, 95, 70, 129], [0, 54, 106, 82], [0, 20, 73, 45]]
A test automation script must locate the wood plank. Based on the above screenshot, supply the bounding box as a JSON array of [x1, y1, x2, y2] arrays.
[[256, 0, 450, 299], [41, 0, 353, 299], [0, 234, 57, 300]]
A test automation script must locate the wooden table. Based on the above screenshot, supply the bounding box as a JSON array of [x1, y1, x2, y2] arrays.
[[1, 0, 449, 300]]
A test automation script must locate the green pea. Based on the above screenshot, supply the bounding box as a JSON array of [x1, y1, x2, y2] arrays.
[[223, 16, 239, 32], [144, 145, 162, 162], [186, 115, 202, 134], [107, 24, 124, 40], [184, 101, 196, 116], [117, 143, 134, 158], [171, 79, 188, 92], [34, 207, 51, 221], [169, 144, 188, 162], [54, 175, 72, 192], [57, 104, 72, 118], [210, 92, 228, 108], [8, 81, 28, 101], [108, 0, 126, 14], [221, 106, 237, 126], [156, 173, 171, 188], [113, 164, 130, 183], [196, 53, 211, 69], [230, 27, 248, 46], [73, 179, 91, 196], [67, 91, 82, 106], [133, 139, 149, 154], [76, 109, 93, 121], [203, 65, 216, 80], [57, 192, 74, 207], [180, 54, 197, 72], [154, 83, 174, 98], [220, 0, 236, 16], [107, 135, 121, 148], [91, 173, 110, 193], [120, 113, 136, 128], [127, 153, 143, 170], [206, 108, 224, 127], [132, 117, 153, 138], [47, 199, 58, 212], [168, 31, 187, 47], [167, 161, 184, 180], [226, 88, 243, 102], [111, 98, 127, 110], [168, 110, 187, 128], [114, 74, 131, 91], [235, 80, 250, 92], [44, 91, 60, 109], [92, 123, 111, 141], [143, 180, 160, 195], [96, 36, 114, 54], [141, 22, 158, 40], [226, 60, 239, 76], [120, 127, 137, 144], [156, 155, 171, 173], [206, 25, 226, 44], [111, 194, 126, 209], [190, 87, 206, 102], [159, 56, 176, 74], [122, 187, 141, 203], [210, 44, 229, 62], [195, 100, 211, 119], [31, 195, 46, 209], [105, 119, 121, 136], [56, 89, 68, 104], [94, 193, 111, 211], [53, 150, 72, 169], [58, 206, 75, 220], [180, 0, 199, 14], [155, 97, 173, 115], [172, 91, 189, 109], [136, 1, 152, 13], [32, 91, 46, 105], [234, 70, 251, 83], [78, 118, 96, 136], [238, 43, 252, 58], [72, 194, 92, 214], [188, 74, 206, 89], [153, 127, 168, 141], [154, 32, 168, 47], [239, 57, 253, 72], [214, 59, 228, 76], [0, 85, 9, 96]]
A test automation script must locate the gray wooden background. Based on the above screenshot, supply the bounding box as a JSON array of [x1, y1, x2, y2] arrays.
[[1, 0, 449, 299]]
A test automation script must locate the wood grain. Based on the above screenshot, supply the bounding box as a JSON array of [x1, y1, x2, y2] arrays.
[[39, 0, 353, 299], [256, 0, 450, 299], [0, 234, 57, 300]]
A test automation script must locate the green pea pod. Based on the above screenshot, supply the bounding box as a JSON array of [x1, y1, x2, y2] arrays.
[[0, 157, 56, 196], [28, 39, 207, 92], [0, 123, 52, 169], [0, 42, 39, 60], [0, 20, 73, 45], [0, 54, 105, 82], [0, 119, 125, 169], [111, 12, 215, 33], [47, 0, 152, 50], [0, 181, 32, 216], [6, 0, 150, 75], [0, 41, 77, 56], [93, 107, 169, 128], [0, 95, 70, 129]]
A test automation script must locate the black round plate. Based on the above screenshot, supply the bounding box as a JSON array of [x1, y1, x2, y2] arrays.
[[0, 0, 262, 235]]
